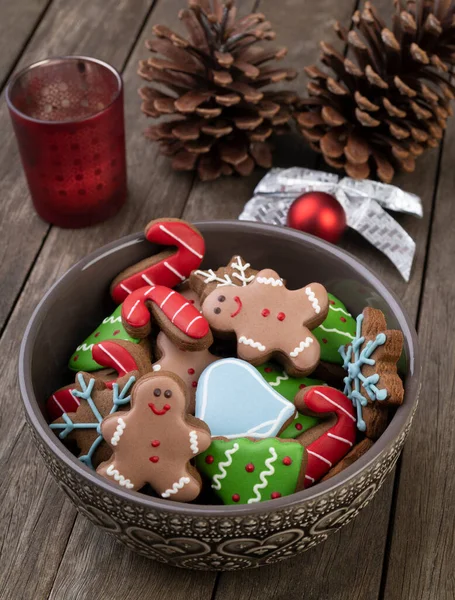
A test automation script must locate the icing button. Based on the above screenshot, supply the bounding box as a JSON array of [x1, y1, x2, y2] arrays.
[[261, 308, 270, 317], [245, 463, 255, 473], [277, 312, 286, 321], [205, 455, 214, 464], [232, 494, 240, 502], [271, 492, 282, 499], [149, 456, 160, 463], [188, 368, 195, 375]]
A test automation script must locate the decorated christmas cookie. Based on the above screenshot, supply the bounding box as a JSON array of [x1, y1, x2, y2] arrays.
[[92, 339, 152, 388], [97, 372, 211, 499], [122, 284, 213, 350], [152, 331, 220, 413], [255, 362, 324, 438], [313, 293, 356, 364], [295, 386, 357, 486], [202, 268, 329, 376], [69, 304, 140, 372], [196, 437, 307, 505], [110, 218, 205, 304], [339, 307, 404, 438], [190, 255, 257, 303], [195, 358, 296, 438], [50, 373, 136, 469]]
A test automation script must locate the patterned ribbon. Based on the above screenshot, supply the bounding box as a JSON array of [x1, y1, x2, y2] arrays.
[[239, 168, 423, 281]]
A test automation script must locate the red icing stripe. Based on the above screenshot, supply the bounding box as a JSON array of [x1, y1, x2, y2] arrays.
[[92, 341, 139, 377], [122, 285, 210, 339], [111, 220, 205, 303], [302, 387, 356, 487], [46, 387, 79, 421]]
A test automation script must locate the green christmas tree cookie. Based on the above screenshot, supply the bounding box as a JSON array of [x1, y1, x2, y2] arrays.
[[255, 362, 323, 438], [196, 438, 306, 505], [68, 305, 139, 372], [313, 293, 356, 364]]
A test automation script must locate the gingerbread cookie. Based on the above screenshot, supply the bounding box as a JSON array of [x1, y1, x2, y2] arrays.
[[122, 284, 213, 350], [339, 307, 404, 438], [177, 281, 202, 312], [321, 438, 374, 482], [190, 255, 257, 303], [196, 437, 307, 505], [50, 373, 136, 469], [202, 269, 329, 376], [313, 293, 356, 364], [255, 361, 324, 438], [295, 386, 357, 486], [69, 304, 140, 372], [195, 358, 296, 439], [97, 372, 211, 500], [152, 331, 220, 413], [110, 218, 205, 304]]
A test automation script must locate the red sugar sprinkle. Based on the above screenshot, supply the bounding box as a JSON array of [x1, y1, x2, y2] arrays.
[[261, 308, 270, 317], [271, 492, 282, 499], [245, 463, 255, 473], [277, 312, 286, 321], [149, 456, 159, 463], [205, 455, 214, 464], [232, 494, 240, 502], [264, 367, 273, 373], [340, 317, 347, 323], [94, 332, 100, 337], [151, 440, 160, 447], [113, 330, 120, 336], [330, 300, 335, 305], [299, 383, 306, 389], [187, 368, 195, 375], [73, 355, 79, 362], [295, 423, 303, 431], [322, 338, 328, 344], [282, 457, 292, 466], [192, 381, 197, 388]]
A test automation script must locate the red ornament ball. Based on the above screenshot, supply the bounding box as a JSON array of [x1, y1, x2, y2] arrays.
[[287, 192, 347, 244]]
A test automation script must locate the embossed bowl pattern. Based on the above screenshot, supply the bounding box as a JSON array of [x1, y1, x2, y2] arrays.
[[19, 221, 420, 570]]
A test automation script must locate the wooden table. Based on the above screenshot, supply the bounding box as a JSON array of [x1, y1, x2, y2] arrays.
[[0, 0, 453, 598]]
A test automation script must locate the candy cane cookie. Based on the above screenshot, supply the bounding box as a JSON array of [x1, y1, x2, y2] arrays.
[[122, 285, 213, 350], [92, 339, 152, 389], [295, 386, 357, 487], [110, 218, 205, 304]]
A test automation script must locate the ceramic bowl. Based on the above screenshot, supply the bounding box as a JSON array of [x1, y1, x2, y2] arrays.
[[19, 220, 420, 570]]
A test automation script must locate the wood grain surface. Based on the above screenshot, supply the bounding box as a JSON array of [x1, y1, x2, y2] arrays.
[[0, 0, 450, 599]]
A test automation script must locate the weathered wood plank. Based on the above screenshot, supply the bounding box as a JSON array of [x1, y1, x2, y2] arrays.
[[0, 0, 49, 88], [0, 0, 153, 333], [381, 116, 455, 599]]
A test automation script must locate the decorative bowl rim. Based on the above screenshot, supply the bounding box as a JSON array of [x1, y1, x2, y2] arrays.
[[19, 219, 420, 516]]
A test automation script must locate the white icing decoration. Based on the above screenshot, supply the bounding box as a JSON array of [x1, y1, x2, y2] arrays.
[[211, 443, 240, 490], [110, 417, 126, 446], [313, 389, 356, 422], [152, 364, 161, 371], [256, 276, 283, 287], [76, 343, 93, 352], [239, 336, 266, 352], [186, 315, 203, 333], [126, 300, 141, 320], [327, 432, 353, 446], [102, 315, 122, 324], [247, 447, 278, 503], [194, 269, 233, 287], [305, 474, 315, 483], [329, 305, 351, 316], [268, 372, 289, 387], [305, 287, 321, 314], [189, 430, 199, 454], [318, 324, 355, 339], [230, 255, 255, 286], [164, 261, 185, 281], [289, 337, 314, 357], [106, 464, 134, 488], [159, 224, 203, 259], [161, 476, 191, 498], [307, 449, 332, 467]]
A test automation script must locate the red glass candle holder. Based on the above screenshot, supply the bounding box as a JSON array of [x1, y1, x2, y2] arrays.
[[6, 56, 127, 228]]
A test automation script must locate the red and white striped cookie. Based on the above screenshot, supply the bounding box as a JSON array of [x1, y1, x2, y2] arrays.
[[295, 386, 357, 487], [122, 285, 213, 351], [92, 339, 152, 389], [110, 218, 205, 304]]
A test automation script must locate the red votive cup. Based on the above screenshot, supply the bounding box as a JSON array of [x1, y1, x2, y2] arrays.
[[6, 56, 127, 228]]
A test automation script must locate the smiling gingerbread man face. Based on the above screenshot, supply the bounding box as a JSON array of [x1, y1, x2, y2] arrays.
[[202, 269, 329, 377]]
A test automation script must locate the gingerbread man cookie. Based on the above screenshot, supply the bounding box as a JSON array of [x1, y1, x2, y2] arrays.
[[202, 269, 329, 376], [97, 372, 212, 500], [190, 255, 257, 303], [339, 307, 404, 439], [152, 331, 220, 413]]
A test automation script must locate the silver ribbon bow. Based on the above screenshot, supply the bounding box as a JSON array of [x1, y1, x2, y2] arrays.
[[239, 167, 423, 281]]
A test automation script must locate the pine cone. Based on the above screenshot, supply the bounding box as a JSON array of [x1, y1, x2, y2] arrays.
[[138, 0, 298, 181], [295, 0, 455, 183]]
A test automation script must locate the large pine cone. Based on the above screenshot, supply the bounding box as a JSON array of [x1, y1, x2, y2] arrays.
[[295, 1, 455, 183], [138, 0, 298, 181]]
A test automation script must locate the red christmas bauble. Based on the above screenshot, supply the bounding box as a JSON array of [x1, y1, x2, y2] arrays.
[[287, 192, 347, 244]]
